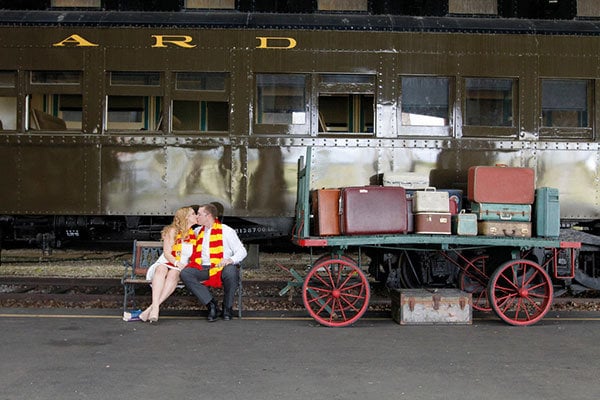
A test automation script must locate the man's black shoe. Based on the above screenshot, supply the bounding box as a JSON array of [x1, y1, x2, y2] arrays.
[[223, 307, 233, 321], [207, 300, 219, 322]]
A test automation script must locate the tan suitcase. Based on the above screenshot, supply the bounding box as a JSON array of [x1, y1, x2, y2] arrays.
[[477, 221, 532, 237]]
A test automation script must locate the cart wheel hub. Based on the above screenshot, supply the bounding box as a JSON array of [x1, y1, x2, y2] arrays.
[[518, 288, 529, 297], [332, 289, 341, 298]]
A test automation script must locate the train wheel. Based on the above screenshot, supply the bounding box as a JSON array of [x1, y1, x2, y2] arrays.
[[302, 256, 370, 327], [458, 256, 492, 312], [488, 259, 553, 326]]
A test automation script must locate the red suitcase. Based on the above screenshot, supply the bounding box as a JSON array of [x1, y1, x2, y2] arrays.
[[414, 212, 452, 234], [311, 189, 341, 236], [340, 186, 407, 235], [468, 165, 535, 204]]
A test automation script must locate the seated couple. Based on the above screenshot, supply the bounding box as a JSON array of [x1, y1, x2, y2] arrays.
[[139, 203, 247, 323]]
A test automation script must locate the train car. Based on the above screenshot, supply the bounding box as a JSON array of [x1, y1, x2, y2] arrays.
[[0, 2, 599, 288]]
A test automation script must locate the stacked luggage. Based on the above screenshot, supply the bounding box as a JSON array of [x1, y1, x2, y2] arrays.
[[467, 165, 534, 237], [412, 188, 451, 234], [309, 165, 560, 238]]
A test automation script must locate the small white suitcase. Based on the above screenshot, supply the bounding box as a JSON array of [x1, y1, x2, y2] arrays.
[[412, 187, 450, 213]]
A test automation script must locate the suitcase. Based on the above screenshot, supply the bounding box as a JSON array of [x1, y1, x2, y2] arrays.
[[311, 189, 341, 236], [439, 189, 463, 215], [535, 187, 560, 238], [478, 221, 532, 237], [406, 196, 414, 233], [468, 165, 535, 204], [390, 289, 472, 325], [383, 172, 429, 189], [414, 212, 451, 234], [452, 211, 477, 236], [412, 187, 450, 213], [471, 202, 532, 222], [340, 186, 408, 235]]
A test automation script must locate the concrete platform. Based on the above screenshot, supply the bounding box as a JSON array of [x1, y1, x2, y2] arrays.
[[2, 308, 600, 400]]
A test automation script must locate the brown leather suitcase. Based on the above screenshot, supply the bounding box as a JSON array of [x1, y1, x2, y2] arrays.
[[414, 212, 451, 234], [468, 165, 535, 204], [340, 186, 407, 235], [477, 221, 532, 237], [311, 189, 341, 236]]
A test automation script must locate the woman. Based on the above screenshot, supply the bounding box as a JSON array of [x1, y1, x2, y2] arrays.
[[139, 206, 197, 323]]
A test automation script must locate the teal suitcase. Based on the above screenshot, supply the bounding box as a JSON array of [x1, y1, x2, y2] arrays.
[[471, 202, 532, 222], [535, 187, 560, 237], [452, 211, 477, 236]]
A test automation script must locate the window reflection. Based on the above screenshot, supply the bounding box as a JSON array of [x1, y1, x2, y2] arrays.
[[256, 74, 306, 125], [401, 76, 450, 126], [465, 78, 514, 127], [542, 79, 590, 128]]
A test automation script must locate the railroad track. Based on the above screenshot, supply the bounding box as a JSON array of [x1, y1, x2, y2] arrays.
[[1, 276, 599, 313], [0, 276, 391, 311]]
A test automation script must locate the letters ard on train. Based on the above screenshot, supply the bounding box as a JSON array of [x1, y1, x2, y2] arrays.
[[53, 34, 298, 49]]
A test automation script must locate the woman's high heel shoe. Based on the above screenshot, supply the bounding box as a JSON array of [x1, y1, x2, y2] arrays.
[[149, 306, 159, 323], [139, 306, 152, 322]]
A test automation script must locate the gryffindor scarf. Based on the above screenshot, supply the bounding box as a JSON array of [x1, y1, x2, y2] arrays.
[[192, 221, 224, 288], [170, 229, 197, 264]]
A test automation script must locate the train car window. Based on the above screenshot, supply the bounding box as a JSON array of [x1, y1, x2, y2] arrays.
[[172, 100, 229, 132], [184, 0, 235, 9], [106, 72, 162, 131], [465, 78, 515, 127], [317, 74, 374, 134], [400, 76, 450, 126], [27, 71, 83, 131], [0, 97, 17, 131], [172, 72, 229, 133], [541, 79, 591, 128], [51, 0, 101, 8], [176, 72, 226, 92], [106, 95, 161, 131], [31, 71, 81, 85], [0, 71, 16, 88], [110, 72, 160, 87], [0, 71, 17, 130], [256, 74, 307, 125]]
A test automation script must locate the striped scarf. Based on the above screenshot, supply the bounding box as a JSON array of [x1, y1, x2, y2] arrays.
[[193, 220, 224, 288], [170, 228, 196, 263]]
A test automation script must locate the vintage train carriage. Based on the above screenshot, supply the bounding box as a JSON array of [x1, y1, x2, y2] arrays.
[[0, 9, 598, 273]]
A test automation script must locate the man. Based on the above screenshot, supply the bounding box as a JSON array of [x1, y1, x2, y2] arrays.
[[181, 203, 247, 322]]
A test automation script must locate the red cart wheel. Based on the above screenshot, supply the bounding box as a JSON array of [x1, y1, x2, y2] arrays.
[[302, 256, 370, 327], [488, 259, 553, 326], [458, 256, 492, 312]]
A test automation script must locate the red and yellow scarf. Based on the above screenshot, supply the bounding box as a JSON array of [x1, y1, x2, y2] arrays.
[[192, 221, 224, 288], [170, 228, 196, 263]]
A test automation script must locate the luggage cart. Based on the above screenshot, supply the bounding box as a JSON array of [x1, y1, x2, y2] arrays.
[[289, 148, 580, 327]]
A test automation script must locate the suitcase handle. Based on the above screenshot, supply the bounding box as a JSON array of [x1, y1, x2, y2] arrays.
[[499, 212, 511, 220], [503, 228, 516, 237]]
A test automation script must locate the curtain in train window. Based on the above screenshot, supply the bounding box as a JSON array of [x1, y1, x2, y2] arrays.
[[28, 71, 82, 131], [465, 78, 514, 127], [172, 72, 229, 133], [106, 72, 162, 131], [256, 74, 307, 125], [317, 74, 375, 134], [541, 79, 591, 128], [0, 71, 17, 130], [401, 76, 450, 126]]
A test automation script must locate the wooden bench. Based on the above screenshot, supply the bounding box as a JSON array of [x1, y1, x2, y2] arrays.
[[121, 240, 243, 318]]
